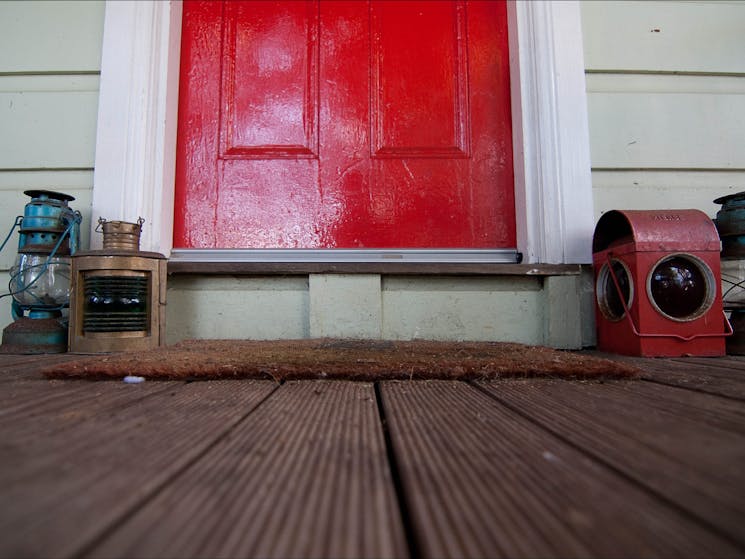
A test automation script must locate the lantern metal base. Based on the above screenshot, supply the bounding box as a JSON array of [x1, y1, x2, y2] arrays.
[[0, 316, 67, 354]]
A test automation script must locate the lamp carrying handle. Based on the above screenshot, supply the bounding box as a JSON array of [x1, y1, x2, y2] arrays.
[[0, 216, 23, 254], [96, 216, 145, 233]]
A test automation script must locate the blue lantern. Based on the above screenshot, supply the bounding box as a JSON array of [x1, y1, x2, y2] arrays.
[[0, 190, 82, 353]]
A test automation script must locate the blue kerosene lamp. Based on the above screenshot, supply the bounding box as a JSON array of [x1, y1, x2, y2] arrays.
[[0, 190, 81, 353]]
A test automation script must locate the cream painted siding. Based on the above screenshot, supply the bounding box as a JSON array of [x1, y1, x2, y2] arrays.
[[581, 1, 745, 219], [0, 1, 104, 328]]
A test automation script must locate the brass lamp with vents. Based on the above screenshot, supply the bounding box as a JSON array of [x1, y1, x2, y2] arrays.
[[68, 218, 166, 353]]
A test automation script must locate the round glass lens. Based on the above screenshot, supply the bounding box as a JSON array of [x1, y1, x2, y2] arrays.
[[649, 256, 709, 319], [601, 261, 631, 319]]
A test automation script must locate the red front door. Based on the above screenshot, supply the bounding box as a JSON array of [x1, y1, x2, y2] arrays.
[[174, 0, 515, 250]]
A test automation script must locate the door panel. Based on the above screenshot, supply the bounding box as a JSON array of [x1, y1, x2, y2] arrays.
[[174, 0, 222, 248], [221, 1, 319, 158], [175, 0, 515, 250], [371, 1, 469, 158]]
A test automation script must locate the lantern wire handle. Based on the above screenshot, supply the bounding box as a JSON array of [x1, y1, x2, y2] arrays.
[[0, 216, 23, 254], [722, 275, 745, 300], [0, 217, 24, 306]]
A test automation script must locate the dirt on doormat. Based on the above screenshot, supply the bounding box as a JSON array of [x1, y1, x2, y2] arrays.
[[40, 339, 639, 381]]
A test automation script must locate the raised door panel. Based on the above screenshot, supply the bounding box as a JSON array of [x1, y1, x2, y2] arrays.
[[216, 1, 323, 248], [371, 1, 469, 158], [220, 1, 319, 159], [174, 0, 222, 248]]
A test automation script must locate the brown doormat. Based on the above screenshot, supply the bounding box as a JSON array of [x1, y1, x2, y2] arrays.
[[41, 339, 638, 381]]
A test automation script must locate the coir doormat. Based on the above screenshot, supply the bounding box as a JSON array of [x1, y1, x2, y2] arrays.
[[41, 339, 638, 381]]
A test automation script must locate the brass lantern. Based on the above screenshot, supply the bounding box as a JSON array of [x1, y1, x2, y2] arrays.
[[68, 219, 166, 353]]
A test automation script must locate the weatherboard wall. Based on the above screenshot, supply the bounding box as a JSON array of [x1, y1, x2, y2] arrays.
[[582, 0, 745, 218]]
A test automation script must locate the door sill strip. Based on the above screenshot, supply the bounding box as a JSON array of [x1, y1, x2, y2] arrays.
[[169, 249, 521, 264]]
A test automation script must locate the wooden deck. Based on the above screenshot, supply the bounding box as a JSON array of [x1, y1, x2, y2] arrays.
[[1, 352, 744, 558]]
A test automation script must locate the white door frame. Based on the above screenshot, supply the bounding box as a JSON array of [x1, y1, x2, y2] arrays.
[[91, 0, 593, 264]]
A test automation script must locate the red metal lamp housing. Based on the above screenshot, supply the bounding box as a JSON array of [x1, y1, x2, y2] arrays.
[[593, 209, 730, 357]]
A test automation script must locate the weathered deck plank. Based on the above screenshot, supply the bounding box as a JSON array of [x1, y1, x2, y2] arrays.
[[380, 380, 741, 559], [0, 361, 178, 421], [476, 378, 745, 549], [602, 354, 745, 400], [1, 379, 166, 424], [672, 356, 745, 372], [0, 378, 277, 559], [1, 352, 743, 559], [0, 354, 82, 382], [87, 381, 408, 559]]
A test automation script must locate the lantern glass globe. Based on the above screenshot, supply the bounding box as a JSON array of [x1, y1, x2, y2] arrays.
[[9, 254, 71, 308]]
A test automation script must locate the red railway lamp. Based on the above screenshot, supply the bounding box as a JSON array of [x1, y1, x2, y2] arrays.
[[593, 209, 730, 357]]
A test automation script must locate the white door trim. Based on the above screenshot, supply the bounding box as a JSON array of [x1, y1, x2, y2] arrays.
[[91, 0, 593, 264], [91, 0, 182, 254], [508, 0, 594, 264]]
